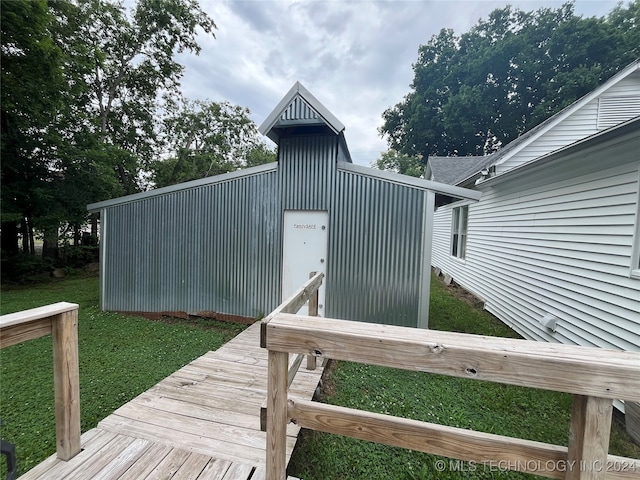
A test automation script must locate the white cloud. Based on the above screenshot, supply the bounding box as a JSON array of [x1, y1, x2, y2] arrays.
[[175, 0, 622, 165]]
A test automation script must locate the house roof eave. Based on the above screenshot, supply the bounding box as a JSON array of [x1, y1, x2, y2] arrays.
[[489, 60, 640, 170]]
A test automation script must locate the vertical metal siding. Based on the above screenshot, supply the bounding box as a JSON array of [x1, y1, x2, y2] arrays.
[[278, 135, 336, 211], [281, 97, 319, 121], [102, 133, 428, 327], [328, 168, 424, 326], [103, 171, 282, 317]]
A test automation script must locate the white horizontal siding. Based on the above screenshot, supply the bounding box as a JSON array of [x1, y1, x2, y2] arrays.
[[497, 71, 640, 175], [497, 101, 599, 174], [432, 146, 640, 352], [602, 70, 640, 96]]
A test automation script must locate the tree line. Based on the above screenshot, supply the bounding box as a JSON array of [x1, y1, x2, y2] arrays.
[[1, 0, 274, 279], [4, 0, 638, 279], [376, 1, 640, 174]]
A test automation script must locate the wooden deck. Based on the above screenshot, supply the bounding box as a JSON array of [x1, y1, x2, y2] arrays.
[[20, 322, 323, 479]]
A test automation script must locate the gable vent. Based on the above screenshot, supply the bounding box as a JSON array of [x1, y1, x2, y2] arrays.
[[281, 96, 320, 121], [597, 95, 640, 130]]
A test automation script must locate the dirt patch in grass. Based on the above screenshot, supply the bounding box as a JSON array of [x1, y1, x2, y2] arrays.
[[317, 359, 338, 399], [436, 273, 486, 310]]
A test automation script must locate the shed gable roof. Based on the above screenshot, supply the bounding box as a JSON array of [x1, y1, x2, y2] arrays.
[[259, 81, 345, 144]]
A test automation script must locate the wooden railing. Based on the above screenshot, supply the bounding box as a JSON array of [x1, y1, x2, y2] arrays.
[[0, 302, 81, 461], [263, 313, 640, 480], [260, 272, 323, 433]]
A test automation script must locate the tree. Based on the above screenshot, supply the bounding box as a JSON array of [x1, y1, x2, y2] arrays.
[[380, 1, 640, 161], [73, 0, 217, 194], [1, 0, 217, 267], [151, 99, 275, 187], [1, 0, 67, 256], [373, 150, 423, 178]]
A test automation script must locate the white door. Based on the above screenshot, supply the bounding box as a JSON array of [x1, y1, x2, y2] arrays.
[[282, 210, 328, 316]]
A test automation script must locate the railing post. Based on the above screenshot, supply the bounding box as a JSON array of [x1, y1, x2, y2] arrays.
[[266, 350, 288, 480], [306, 271, 318, 371], [51, 308, 81, 461], [566, 395, 613, 480]]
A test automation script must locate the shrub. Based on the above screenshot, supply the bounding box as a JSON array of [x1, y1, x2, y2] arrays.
[[60, 245, 99, 268], [1, 253, 53, 283]]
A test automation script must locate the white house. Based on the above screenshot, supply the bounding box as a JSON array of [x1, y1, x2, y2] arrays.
[[428, 60, 640, 354]]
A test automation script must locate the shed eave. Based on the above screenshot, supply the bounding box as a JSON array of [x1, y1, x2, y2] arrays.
[[259, 81, 345, 144], [338, 162, 482, 201], [87, 162, 278, 212]]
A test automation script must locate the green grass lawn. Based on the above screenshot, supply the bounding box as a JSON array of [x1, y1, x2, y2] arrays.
[[287, 274, 640, 480], [0, 273, 246, 476], [1, 272, 638, 479]]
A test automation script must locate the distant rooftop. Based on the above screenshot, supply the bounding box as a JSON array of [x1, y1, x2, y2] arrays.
[[427, 155, 494, 186]]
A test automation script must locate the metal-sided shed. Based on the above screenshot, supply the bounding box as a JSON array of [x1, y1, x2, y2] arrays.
[[88, 82, 479, 327]]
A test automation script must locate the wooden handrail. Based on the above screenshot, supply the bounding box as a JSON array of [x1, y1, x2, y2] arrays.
[[267, 314, 640, 400], [261, 271, 323, 432], [260, 271, 324, 348], [264, 312, 640, 480], [0, 302, 81, 461]]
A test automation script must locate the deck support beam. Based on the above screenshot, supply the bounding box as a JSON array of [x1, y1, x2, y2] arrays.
[[266, 350, 288, 480], [566, 395, 613, 480], [51, 309, 82, 460], [0, 302, 81, 461], [306, 271, 319, 371]]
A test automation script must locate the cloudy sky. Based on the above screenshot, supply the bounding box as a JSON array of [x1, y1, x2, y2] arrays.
[[175, 0, 623, 166]]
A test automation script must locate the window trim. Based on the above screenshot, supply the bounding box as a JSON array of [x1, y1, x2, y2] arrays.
[[631, 168, 640, 279], [450, 203, 469, 261]]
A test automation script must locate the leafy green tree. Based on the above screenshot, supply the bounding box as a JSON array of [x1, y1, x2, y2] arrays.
[[245, 143, 278, 168], [1, 0, 67, 256], [373, 150, 424, 178], [380, 1, 640, 160], [151, 99, 275, 187], [1, 0, 217, 268], [73, 0, 217, 193]]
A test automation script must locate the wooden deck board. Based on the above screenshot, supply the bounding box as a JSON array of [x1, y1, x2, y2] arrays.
[[20, 322, 323, 479], [117, 442, 173, 480]]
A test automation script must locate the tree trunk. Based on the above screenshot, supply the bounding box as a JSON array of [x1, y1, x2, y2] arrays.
[[1, 221, 19, 255], [73, 225, 81, 246], [42, 226, 59, 260], [28, 219, 35, 256], [21, 218, 29, 254], [90, 214, 98, 241]]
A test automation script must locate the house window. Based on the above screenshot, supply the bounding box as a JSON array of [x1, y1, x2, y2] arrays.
[[451, 205, 469, 259]]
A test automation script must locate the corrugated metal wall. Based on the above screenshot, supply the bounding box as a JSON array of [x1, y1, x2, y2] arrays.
[[329, 166, 425, 326], [103, 169, 282, 318], [277, 135, 426, 326], [281, 97, 320, 122], [100, 132, 428, 326], [278, 135, 336, 210]]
